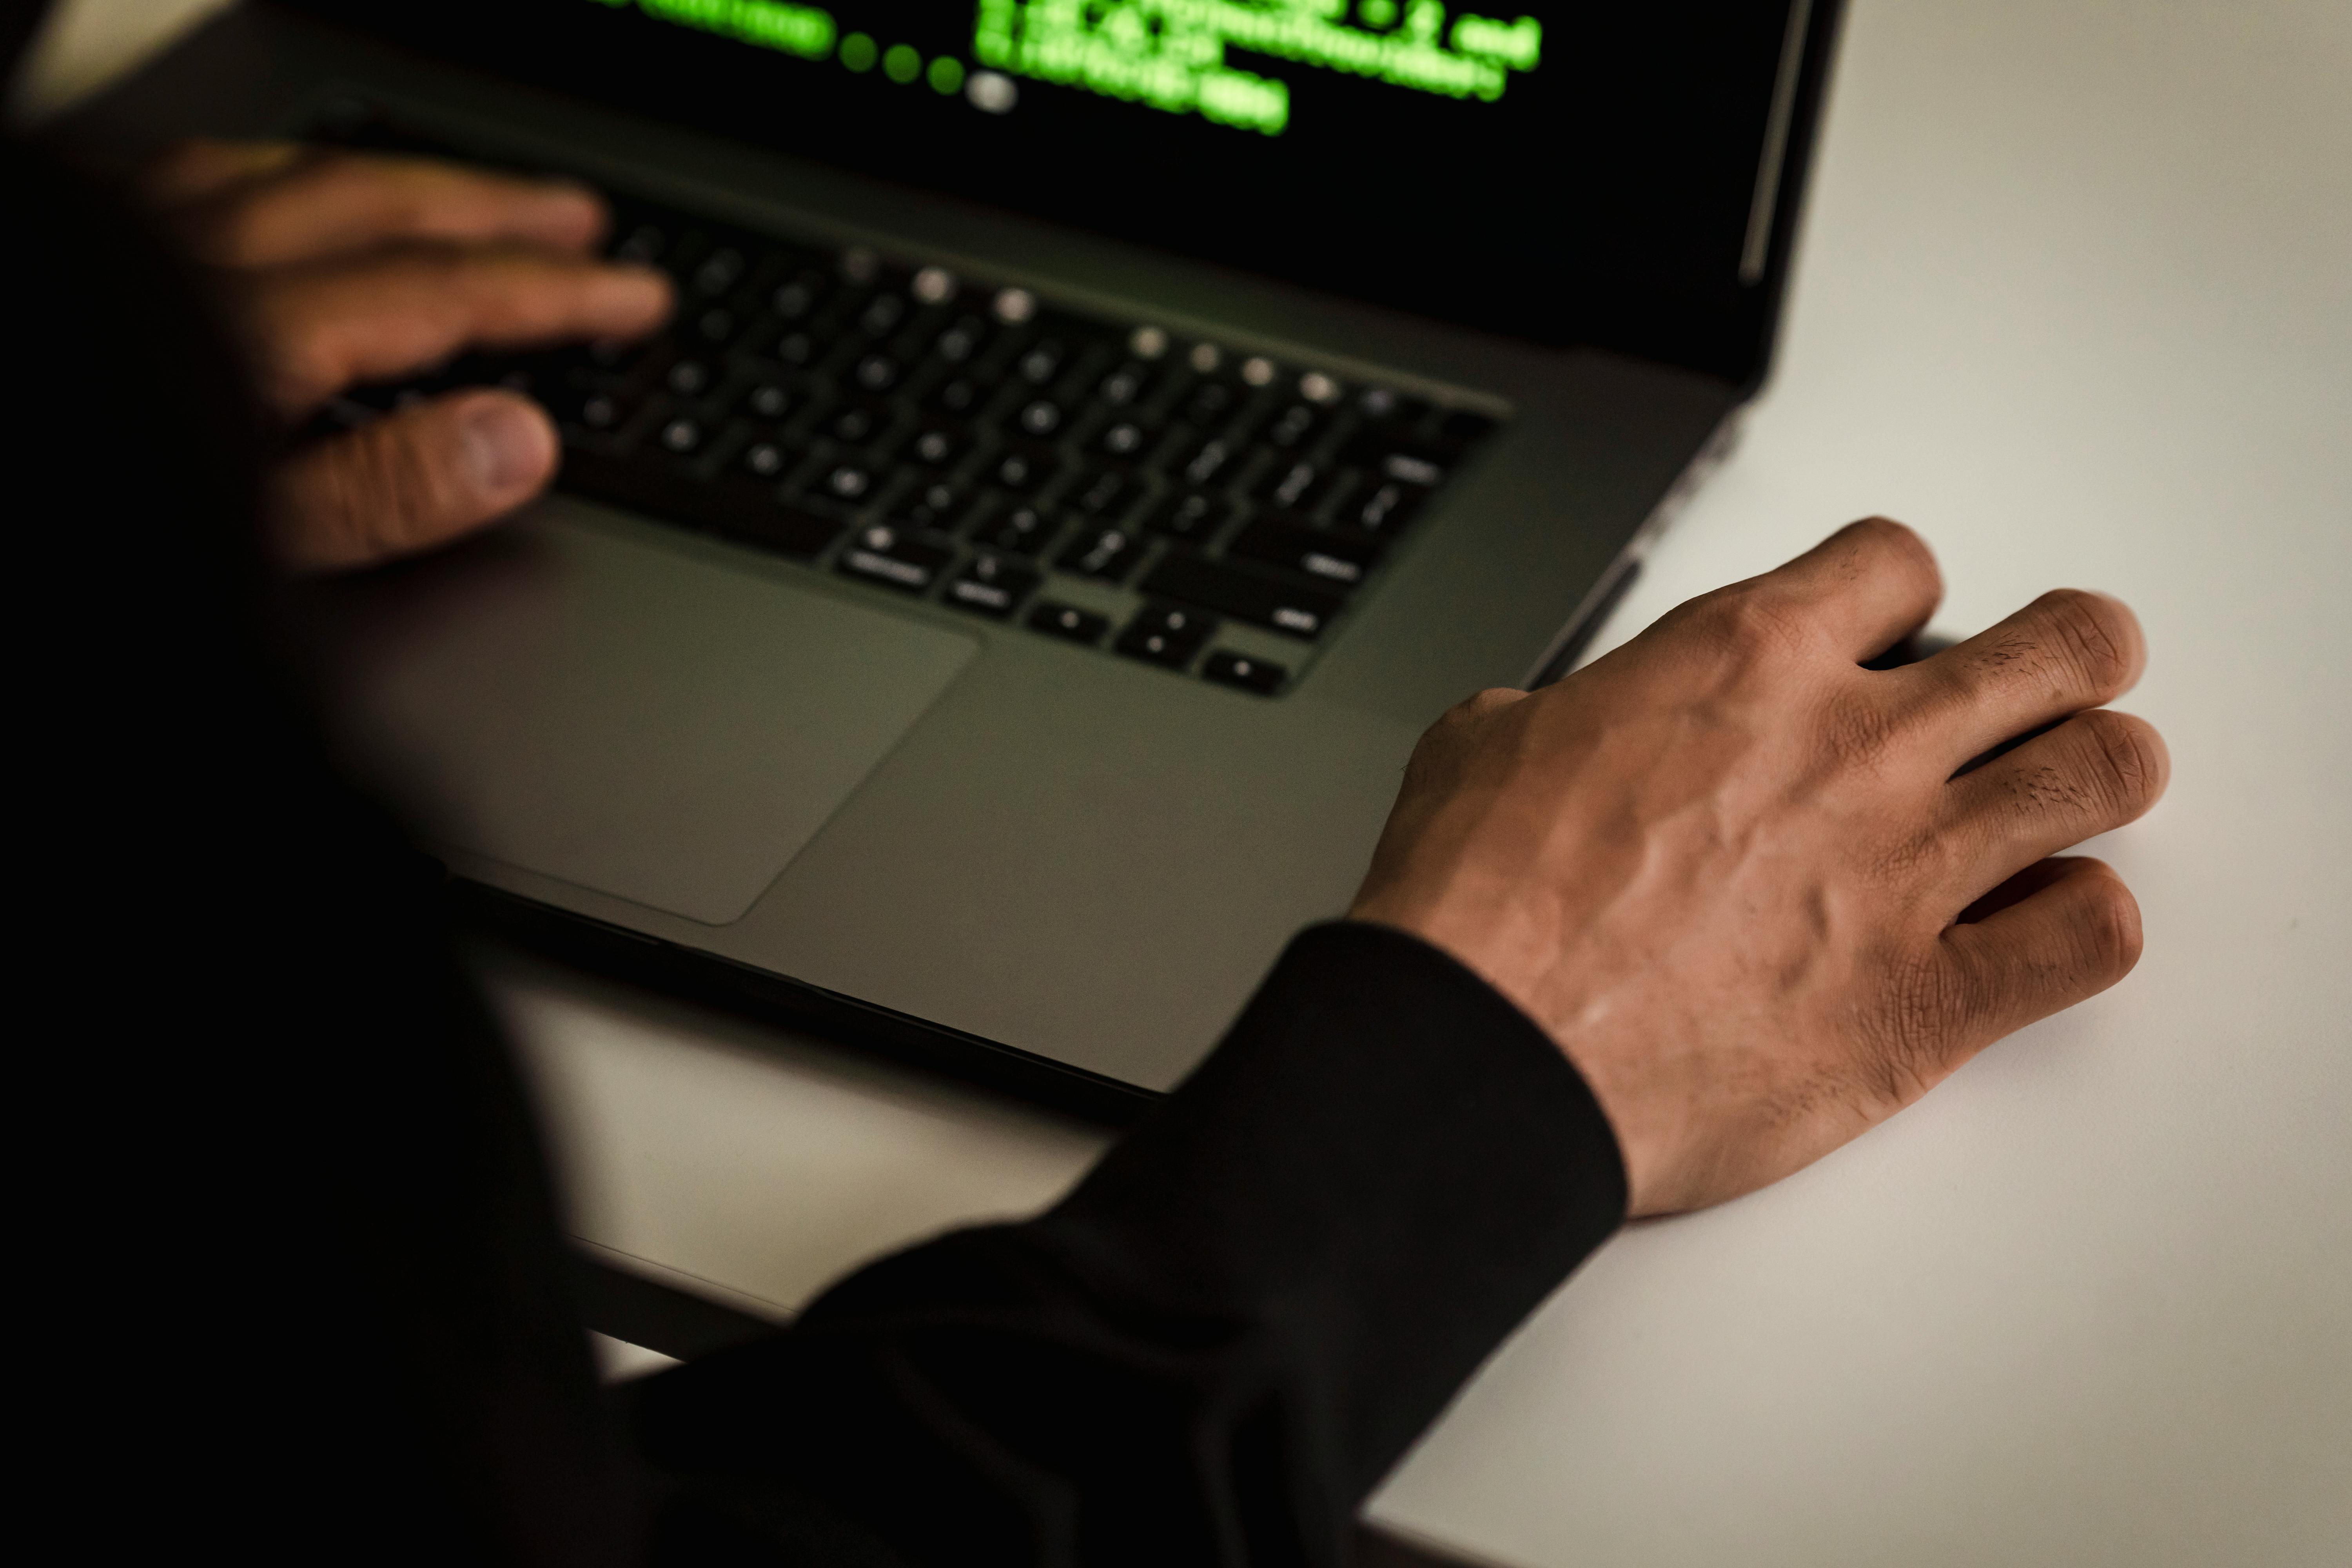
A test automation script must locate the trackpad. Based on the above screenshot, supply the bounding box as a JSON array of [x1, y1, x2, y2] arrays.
[[329, 505, 976, 926]]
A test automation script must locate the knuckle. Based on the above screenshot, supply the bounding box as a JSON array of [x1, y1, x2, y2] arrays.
[[1425, 686, 1519, 746], [1462, 685, 1525, 717], [1700, 584, 1814, 657], [1869, 824, 1949, 884], [345, 421, 456, 553], [1817, 689, 1904, 771], [1443, 686, 1522, 724]]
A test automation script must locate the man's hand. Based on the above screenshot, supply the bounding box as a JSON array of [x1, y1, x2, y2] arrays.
[[142, 140, 672, 572], [1351, 519, 2167, 1216]]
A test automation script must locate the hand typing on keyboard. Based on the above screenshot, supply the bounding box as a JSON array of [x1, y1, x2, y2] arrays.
[[1351, 519, 2169, 1216], [212, 114, 1504, 695], [140, 140, 671, 571]]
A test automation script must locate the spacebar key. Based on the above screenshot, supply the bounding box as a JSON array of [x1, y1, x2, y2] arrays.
[[557, 450, 844, 557], [1140, 554, 1345, 640]]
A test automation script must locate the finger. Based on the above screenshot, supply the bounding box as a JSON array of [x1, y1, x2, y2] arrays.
[[171, 149, 607, 268], [1704, 517, 1944, 663], [1942, 708, 2169, 896], [1936, 857, 2143, 1047], [138, 139, 307, 208], [240, 243, 671, 416], [1898, 589, 2147, 768], [267, 389, 558, 572]]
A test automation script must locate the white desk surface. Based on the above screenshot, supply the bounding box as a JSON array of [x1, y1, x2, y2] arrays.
[[28, 2, 2351, 1563]]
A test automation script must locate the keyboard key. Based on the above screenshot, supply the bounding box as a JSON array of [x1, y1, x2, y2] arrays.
[[820, 462, 877, 502], [611, 220, 671, 266], [1343, 430, 1451, 488], [989, 449, 1057, 493], [889, 477, 969, 528], [1184, 379, 1240, 426], [692, 305, 737, 343], [1141, 554, 1344, 639], [1095, 418, 1158, 461], [1027, 601, 1110, 645], [1146, 491, 1233, 542], [1226, 517, 1378, 587], [1381, 450, 1446, 488], [737, 379, 793, 420], [859, 294, 907, 337], [911, 265, 958, 305], [932, 376, 987, 414], [1057, 523, 1145, 583], [1297, 370, 1343, 406], [771, 271, 826, 319], [724, 501, 850, 558], [971, 499, 1062, 554], [853, 353, 900, 393], [1115, 603, 1216, 668], [776, 329, 822, 367], [739, 439, 797, 479], [691, 245, 746, 296], [1250, 456, 1330, 511], [1067, 468, 1142, 519], [1178, 434, 1240, 488], [1094, 363, 1156, 407], [837, 523, 953, 593], [1356, 387, 1431, 428], [931, 315, 990, 363], [655, 415, 706, 455], [1018, 339, 1067, 384], [943, 554, 1040, 618], [586, 335, 660, 374], [559, 449, 842, 556], [828, 406, 882, 445], [1016, 397, 1064, 437], [1337, 477, 1426, 539], [1201, 649, 1289, 694], [1263, 402, 1322, 449], [907, 427, 967, 467], [546, 383, 642, 433]]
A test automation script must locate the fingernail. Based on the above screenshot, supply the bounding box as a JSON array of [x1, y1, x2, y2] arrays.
[[461, 396, 554, 497]]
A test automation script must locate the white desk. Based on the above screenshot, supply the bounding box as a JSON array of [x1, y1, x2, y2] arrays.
[[27, 2, 2351, 1562]]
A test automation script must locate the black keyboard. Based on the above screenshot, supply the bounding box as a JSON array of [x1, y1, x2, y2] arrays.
[[318, 163, 1503, 697]]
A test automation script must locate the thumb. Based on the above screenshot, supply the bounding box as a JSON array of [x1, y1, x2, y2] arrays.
[[269, 389, 557, 572]]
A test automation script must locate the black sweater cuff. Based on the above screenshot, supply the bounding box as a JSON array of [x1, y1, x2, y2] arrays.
[[633, 921, 1629, 1565], [1036, 919, 1628, 1495]]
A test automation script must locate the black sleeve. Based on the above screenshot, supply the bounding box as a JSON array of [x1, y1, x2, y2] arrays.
[[631, 922, 1627, 1567]]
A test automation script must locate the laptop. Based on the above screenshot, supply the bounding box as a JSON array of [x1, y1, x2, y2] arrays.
[[69, 0, 1843, 1121]]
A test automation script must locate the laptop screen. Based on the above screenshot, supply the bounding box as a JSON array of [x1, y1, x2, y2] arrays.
[[289, 1, 1837, 385]]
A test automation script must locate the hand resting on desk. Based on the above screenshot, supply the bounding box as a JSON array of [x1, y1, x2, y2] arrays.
[[1354, 517, 2168, 1214]]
